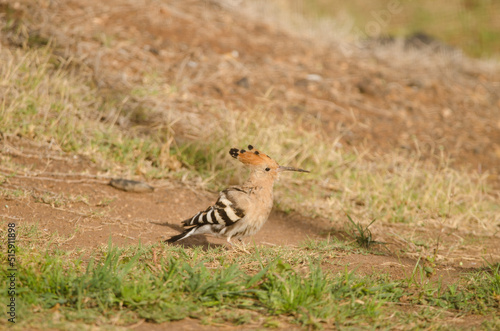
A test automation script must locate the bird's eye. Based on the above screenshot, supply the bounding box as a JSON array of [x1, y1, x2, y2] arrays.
[[265, 167, 270, 171]]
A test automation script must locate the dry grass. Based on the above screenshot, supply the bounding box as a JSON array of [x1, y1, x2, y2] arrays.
[[0, 47, 96, 146], [0, 45, 180, 178]]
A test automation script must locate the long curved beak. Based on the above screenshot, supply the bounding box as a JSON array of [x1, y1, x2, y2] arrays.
[[278, 165, 310, 173]]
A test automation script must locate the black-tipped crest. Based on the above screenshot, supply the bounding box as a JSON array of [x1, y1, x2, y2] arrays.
[[229, 148, 239, 159], [229, 145, 274, 167], [229, 145, 256, 159], [229, 145, 310, 173]]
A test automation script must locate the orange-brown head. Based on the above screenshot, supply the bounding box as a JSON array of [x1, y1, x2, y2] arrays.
[[229, 145, 309, 180]]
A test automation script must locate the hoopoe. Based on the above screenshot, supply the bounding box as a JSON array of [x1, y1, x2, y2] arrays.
[[165, 145, 309, 245]]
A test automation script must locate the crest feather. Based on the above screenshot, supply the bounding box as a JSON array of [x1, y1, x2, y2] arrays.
[[229, 146, 274, 166]]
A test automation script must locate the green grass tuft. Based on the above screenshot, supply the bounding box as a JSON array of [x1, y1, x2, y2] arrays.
[[1, 225, 498, 329]]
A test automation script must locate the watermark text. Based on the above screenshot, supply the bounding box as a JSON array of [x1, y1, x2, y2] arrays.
[[7, 223, 16, 323]]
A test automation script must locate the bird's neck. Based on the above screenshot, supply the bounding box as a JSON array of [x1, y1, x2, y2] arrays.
[[245, 172, 276, 190]]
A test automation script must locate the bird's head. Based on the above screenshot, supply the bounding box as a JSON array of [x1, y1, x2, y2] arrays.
[[229, 145, 309, 180]]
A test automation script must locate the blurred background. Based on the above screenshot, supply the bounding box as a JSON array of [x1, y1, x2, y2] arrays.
[[268, 0, 500, 59]]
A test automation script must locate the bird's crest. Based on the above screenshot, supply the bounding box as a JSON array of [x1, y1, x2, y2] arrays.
[[229, 145, 275, 167]]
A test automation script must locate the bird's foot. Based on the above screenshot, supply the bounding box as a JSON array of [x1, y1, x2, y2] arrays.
[[229, 240, 251, 254]]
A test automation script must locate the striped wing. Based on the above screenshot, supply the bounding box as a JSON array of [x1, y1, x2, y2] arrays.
[[182, 187, 247, 227]]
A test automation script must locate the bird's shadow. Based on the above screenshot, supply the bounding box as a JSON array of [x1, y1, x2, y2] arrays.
[[152, 221, 226, 251]]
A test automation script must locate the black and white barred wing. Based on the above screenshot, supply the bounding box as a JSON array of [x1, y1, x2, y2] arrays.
[[182, 187, 248, 228]]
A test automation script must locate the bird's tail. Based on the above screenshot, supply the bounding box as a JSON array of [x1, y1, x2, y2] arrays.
[[165, 226, 197, 244]]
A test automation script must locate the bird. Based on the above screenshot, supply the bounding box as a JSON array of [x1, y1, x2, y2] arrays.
[[165, 145, 309, 246]]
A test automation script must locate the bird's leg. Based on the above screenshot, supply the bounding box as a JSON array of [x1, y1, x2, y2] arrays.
[[231, 238, 250, 254]]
